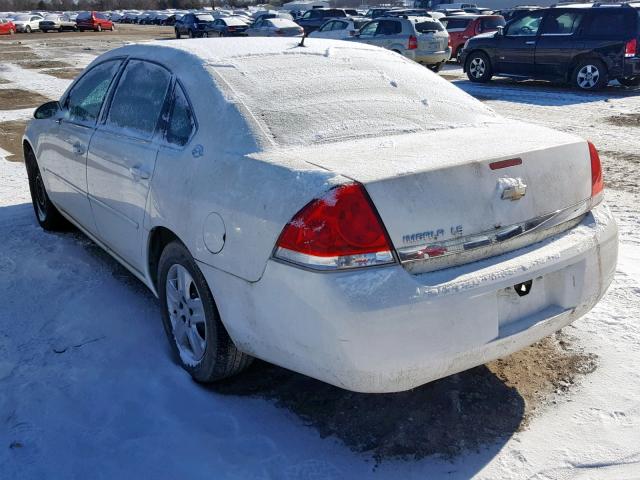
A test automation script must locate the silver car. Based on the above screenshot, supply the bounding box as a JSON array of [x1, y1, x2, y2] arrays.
[[39, 14, 77, 32], [351, 16, 451, 71]]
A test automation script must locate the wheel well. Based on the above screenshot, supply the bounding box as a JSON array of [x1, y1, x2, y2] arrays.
[[147, 227, 181, 290], [567, 54, 607, 81], [23, 141, 37, 174]]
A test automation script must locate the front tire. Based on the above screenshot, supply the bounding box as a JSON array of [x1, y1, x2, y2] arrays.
[[428, 62, 443, 73], [466, 51, 492, 83], [96, 24, 102, 32], [25, 25, 31, 33], [175, 28, 181, 39], [25, 148, 68, 231], [572, 58, 607, 91], [188, 29, 195, 38], [158, 242, 253, 383]]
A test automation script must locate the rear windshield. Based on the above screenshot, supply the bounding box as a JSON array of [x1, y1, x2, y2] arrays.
[[416, 20, 445, 32], [196, 14, 214, 22], [211, 47, 498, 146], [442, 18, 471, 29]]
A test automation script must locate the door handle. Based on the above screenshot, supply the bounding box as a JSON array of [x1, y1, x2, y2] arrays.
[[525, 41, 536, 45], [129, 165, 150, 181], [72, 142, 85, 155]]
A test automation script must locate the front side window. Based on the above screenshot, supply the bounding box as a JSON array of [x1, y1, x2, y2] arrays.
[[505, 11, 545, 36], [319, 21, 334, 32], [540, 11, 584, 35], [106, 60, 171, 140], [64, 59, 122, 124], [360, 21, 379, 35], [166, 84, 195, 147]]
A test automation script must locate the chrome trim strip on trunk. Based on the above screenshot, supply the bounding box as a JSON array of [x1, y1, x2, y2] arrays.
[[398, 198, 594, 274]]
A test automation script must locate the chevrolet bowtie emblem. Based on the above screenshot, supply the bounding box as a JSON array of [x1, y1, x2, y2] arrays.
[[501, 178, 527, 201]]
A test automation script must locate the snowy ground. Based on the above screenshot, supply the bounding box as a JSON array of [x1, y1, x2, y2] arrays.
[[1, 34, 640, 479]]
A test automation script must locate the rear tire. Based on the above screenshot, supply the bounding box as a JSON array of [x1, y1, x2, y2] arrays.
[[188, 29, 195, 38], [466, 51, 492, 83], [25, 147, 69, 231], [428, 62, 443, 73], [175, 28, 181, 39], [25, 26, 31, 33], [158, 242, 253, 383], [202, 31, 209, 38], [572, 58, 607, 91], [618, 76, 640, 87], [96, 24, 102, 32]]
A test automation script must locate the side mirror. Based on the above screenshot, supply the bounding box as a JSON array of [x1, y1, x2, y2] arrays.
[[34, 101, 61, 120], [496, 25, 504, 36]]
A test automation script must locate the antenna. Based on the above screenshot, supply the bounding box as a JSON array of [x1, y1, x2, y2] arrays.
[[298, 31, 308, 47]]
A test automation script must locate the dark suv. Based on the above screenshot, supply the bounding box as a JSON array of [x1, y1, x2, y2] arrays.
[[460, 4, 640, 90], [295, 8, 348, 34]]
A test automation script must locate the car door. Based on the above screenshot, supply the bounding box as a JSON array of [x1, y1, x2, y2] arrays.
[[534, 10, 585, 78], [314, 20, 336, 37], [40, 59, 123, 235], [86, 59, 172, 272], [374, 19, 403, 50], [495, 10, 546, 76]]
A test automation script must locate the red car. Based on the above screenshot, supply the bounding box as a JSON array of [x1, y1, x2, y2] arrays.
[[76, 11, 114, 32], [443, 15, 505, 61], [0, 18, 16, 35]]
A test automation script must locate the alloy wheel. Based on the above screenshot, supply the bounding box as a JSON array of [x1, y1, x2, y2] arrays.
[[166, 264, 207, 366], [577, 64, 600, 89], [469, 57, 486, 78]]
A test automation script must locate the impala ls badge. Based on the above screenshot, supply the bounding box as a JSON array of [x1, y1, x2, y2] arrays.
[[500, 178, 527, 201]]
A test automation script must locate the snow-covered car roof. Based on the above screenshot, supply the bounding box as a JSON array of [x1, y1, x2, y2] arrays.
[[95, 38, 499, 147]]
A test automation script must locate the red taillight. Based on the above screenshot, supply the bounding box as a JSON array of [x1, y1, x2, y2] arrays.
[[408, 35, 418, 50], [228, 26, 236, 31], [275, 183, 395, 270], [275, 29, 284, 35], [625, 38, 637, 58], [588, 141, 604, 199]]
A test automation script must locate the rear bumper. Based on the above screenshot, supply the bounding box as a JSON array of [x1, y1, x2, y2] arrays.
[[412, 47, 452, 65], [624, 57, 640, 77], [200, 202, 617, 393]]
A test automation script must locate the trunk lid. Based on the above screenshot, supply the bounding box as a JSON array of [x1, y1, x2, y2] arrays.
[[280, 122, 592, 273]]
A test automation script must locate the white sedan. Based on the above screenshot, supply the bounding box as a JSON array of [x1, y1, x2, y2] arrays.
[[245, 18, 303, 36], [12, 14, 43, 33], [23, 39, 617, 393], [308, 18, 369, 39]]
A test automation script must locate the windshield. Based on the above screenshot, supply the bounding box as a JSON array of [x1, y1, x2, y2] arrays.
[[211, 48, 497, 146]]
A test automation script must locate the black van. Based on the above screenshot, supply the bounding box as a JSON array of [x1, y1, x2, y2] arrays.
[[459, 4, 640, 90]]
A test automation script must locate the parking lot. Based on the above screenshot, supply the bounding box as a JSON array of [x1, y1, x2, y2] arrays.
[[1, 24, 640, 479]]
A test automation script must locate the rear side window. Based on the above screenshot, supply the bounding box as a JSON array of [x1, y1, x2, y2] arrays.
[[584, 11, 633, 38], [444, 18, 471, 30], [377, 20, 402, 35], [326, 9, 346, 18], [541, 11, 584, 35], [416, 20, 445, 33], [166, 84, 195, 147], [64, 59, 122, 124], [106, 60, 171, 140]]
